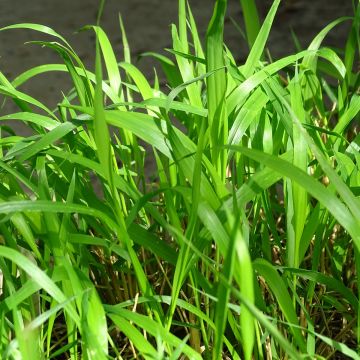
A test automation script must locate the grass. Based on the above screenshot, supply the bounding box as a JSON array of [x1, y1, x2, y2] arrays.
[[0, 0, 359, 358]]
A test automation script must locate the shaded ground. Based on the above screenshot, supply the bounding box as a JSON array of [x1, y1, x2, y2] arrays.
[[0, 0, 354, 120]]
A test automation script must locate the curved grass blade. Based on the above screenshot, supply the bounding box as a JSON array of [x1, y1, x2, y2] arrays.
[[5, 122, 75, 162], [253, 259, 306, 351], [282, 267, 358, 311], [82, 25, 122, 96], [109, 314, 158, 358], [107, 308, 202, 359], [0, 112, 58, 131], [0, 246, 79, 325], [228, 145, 360, 247], [0, 23, 71, 47], [0, 85, 57, 119]]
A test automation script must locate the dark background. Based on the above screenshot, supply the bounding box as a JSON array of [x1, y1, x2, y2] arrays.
[[0, 0, 354, 109]]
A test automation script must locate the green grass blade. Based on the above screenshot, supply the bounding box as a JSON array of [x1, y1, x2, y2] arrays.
[[253, 259, 306, 351], [107, 308, 202, 359], [0, 85, 57, 119], [0, 23, 71, 47], [234, 219, 255, 360], [206, 0, 228, 178], [232, 287, 303, 360], [228, 145, 360, 244], [0, 246, 79, 324], [7, 122, 75, 162], [238, 0, 261, 49], [242, 0, 280, 78], [83, 25, 122, 96], [108, 314, 158, 358]]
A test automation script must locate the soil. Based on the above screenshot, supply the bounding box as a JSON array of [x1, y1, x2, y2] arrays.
[[0, 0, 354, 134]]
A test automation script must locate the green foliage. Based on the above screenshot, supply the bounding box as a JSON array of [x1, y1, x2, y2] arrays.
[[0, 0, 359, 358]]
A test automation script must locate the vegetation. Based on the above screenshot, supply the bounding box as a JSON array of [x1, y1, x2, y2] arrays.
[[0, 0, 359, 358]]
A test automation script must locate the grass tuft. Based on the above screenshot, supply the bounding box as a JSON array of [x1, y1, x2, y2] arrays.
[[0, 0, 359, 358]]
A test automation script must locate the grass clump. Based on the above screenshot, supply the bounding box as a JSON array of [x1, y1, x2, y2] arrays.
[[0, 0, 359, 358]]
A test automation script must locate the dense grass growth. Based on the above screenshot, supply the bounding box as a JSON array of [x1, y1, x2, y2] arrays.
[[0, 0, 360, 358]]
